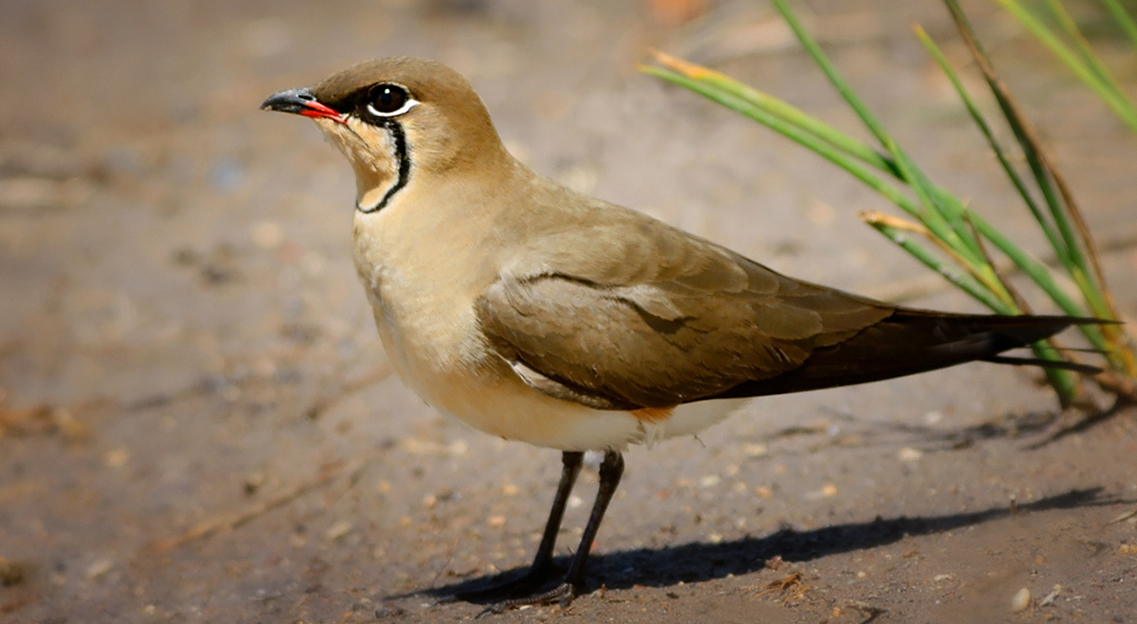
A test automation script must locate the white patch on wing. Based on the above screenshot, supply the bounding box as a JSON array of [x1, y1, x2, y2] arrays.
[[509, 358, 552, 388]]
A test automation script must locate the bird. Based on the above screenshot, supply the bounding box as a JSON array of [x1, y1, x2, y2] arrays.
[[262, 57, 1099, 610]]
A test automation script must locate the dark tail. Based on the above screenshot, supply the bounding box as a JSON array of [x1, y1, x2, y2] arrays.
[[715, 310, 1106, 399]]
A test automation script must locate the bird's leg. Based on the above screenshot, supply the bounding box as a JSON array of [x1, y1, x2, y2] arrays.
[[458, 451, 583, 599], [528, 451, 585, 578], [480, 451, 624, 614]]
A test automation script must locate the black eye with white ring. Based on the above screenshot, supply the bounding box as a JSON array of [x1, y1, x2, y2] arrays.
[[363, 84, 415, 118]]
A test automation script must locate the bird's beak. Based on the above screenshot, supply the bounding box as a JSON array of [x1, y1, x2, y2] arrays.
[[261, 87, 345, 123]]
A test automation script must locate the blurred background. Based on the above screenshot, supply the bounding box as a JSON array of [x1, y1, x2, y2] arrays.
[[1, 0, 1135, 622]]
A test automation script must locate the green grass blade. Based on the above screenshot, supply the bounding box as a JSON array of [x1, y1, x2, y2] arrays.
[[967, 211, 1114, 355], [1043, 0, 1129, 98], [946, 1, 1101, 303], [1101, 0, 1137, 48], [648, 52, 901, 177], [645, 67, 918, 213], [914, 26, 1072, 273], [649, 64, 1008, 305], [995, 0, 1137, 133], [862, 216, 1012, 313], [771, 0, 990, 271], [1028, 342, 1080, 400]]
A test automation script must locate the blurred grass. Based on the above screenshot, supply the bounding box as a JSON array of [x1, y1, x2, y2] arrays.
[[643, 0, 1137, 406]]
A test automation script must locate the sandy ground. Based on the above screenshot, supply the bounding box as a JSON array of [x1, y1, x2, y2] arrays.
[[2, 0, 1136, 622]]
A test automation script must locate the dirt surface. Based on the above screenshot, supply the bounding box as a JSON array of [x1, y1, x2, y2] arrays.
[[2, 0, 1136, 622]]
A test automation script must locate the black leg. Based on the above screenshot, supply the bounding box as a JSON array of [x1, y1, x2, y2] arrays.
[[458, 451, 583, 599], [563, 450, 623, 590], [529, 451, 584, 577], [480, 450, 624, 614]]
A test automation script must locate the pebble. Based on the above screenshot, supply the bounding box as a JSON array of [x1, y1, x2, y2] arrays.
[[699, 474, 721, 488], [1011, 587, 1031, 612], [805, 483, 838, 499], [324, 520, 353, 541], [86, 559, 114, 579], [742, 443, 767, 457], [897, 447, 923, 461], [1039, 585, 1061, 607]]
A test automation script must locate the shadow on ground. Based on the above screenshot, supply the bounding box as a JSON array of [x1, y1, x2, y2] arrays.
[[422, 487, 1118, 604]]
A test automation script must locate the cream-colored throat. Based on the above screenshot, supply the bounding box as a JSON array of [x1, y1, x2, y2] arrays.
[[315, 117, 409, 212]]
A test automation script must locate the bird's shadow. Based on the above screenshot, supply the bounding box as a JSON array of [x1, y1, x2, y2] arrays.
[[419, 487, 1118, 604]]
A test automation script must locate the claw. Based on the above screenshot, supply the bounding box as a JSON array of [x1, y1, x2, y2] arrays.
[[474, 582, 576, 617]]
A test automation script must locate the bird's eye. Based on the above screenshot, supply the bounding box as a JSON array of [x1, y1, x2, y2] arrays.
[[364, 84, 414, 118]]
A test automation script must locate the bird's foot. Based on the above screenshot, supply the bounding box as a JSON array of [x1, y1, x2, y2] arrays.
[[474, 582, 576, 617], [453, 565, 557, 603]]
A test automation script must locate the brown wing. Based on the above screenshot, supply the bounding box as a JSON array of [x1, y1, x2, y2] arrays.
[[475, 216, 895, 410]]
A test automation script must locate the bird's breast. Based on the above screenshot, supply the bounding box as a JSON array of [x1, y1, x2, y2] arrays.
[[351, 206, 490, 398]]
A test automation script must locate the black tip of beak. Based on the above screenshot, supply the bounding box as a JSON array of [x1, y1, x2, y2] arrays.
[[261, 87, 318, 114], [261, 87, 345, 122]]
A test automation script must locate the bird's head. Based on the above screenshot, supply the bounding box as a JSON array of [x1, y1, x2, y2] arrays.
[[262, 57, 506, 213]]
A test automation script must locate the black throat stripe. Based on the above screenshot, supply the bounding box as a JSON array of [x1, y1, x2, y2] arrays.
[[359, 120, 411, 213]]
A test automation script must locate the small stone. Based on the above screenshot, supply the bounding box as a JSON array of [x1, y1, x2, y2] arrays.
[[897, 447, 923, 461], [86, 559, 114, 579], [806, 483, 837, 499], [324, 520, 353, 541], [1011, 587, 1031, 612], [1039, 585, 1061, 607], [743, 443, 767, 457], [487, 515, 506, 527]]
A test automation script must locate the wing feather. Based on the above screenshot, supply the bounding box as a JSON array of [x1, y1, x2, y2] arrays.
[[476, 215, 894, 410]]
